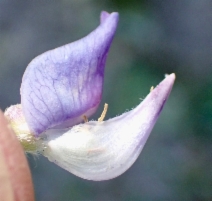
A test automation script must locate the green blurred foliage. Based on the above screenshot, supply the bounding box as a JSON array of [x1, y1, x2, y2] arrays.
[[108, 0, 147, 10], [0, 0, 212, 200]]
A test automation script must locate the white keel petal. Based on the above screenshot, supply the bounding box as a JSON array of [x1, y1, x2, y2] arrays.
[[41, 74, 175, 181]]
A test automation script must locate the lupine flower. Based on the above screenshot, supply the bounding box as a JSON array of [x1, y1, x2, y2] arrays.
[[4, 11, 175, 181]]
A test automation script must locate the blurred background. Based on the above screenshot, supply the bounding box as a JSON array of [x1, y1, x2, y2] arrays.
[[0, 0, 212, 200]]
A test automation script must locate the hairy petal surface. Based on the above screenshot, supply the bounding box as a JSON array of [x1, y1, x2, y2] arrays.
[[21, 12, 119, 136], [41, 74, 175, 181]]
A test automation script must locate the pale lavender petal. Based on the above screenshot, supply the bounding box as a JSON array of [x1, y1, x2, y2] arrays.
[[41, 74, 175, 181], [100, 11, 110, 23], [21, 12, 119, 136]]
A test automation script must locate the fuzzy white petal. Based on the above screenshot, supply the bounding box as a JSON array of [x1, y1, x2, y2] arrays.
[[40, 74, 175, 181]]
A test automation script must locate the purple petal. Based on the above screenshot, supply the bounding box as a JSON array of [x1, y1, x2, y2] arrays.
[[21, 12, 119, 136], [100, 11, 110, 23]]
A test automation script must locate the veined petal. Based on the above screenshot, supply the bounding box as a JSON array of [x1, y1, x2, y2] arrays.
[[40, 74, 175, 181], [21, 11, 119, 136]]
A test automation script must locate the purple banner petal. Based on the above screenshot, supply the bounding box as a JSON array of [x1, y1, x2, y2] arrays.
[[21, 12, 119, 136]]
